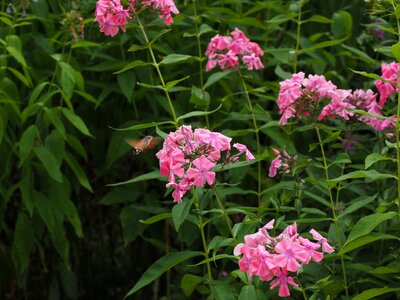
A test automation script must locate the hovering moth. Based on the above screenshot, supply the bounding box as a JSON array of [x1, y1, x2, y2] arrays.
[[126, 136, 161, 155]]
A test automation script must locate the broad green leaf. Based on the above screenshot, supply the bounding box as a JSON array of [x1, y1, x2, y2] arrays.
[[117, 71, 136, 101], [344, 212, 397, 247], [238, 285, 257, 300], [75, 90, 97, 104], [306, 15, 332, 24], [331, 11, 352, 38], [338, 194, 377, 220], [165, 75, 190, 91], [350, 69, 382, 81], [204, 72, 230, 89], [108, 170, 163, 186], [64, 153, 93, 192], [128, 44, 148, 52], [59, 62, 76, 101], [214, 160, 257, 171], [340, 233, 399, 255], [140, 213, 171, 224], [331, 170, 397, 182], [12, 213, 35, 274], [297, 35, 350, 54], [100, 187, 139, 205], [159, 54, 194, 65], [120, 206, 146, 246], [171, 197, 193, 231], [66, 134, 88, 161], [125, 251, 202, 297], [33, 146, 63, 183], [6, 46, 27, 67], [177, 104, 222, 121], [149, 28, 171, 45], [19, 173, 34, 216], [190, 85, 210, 108], [44, 107, 67, 139], [180, 274, 203, 297], [211, 282, 237, 300], [392, 41, 400, 61], [28, 82, 48, 104], [365, 153, 396, 169], [62, 108, 93, 137], [0, 114, 4, 144], [352, 287, 400, 300], [114, 60, 150, 74], [19, 125, 38, 166], [7, 67, 32, 87]]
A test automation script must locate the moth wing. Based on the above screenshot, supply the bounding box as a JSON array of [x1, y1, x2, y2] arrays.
[[147, 136, 162, 149]]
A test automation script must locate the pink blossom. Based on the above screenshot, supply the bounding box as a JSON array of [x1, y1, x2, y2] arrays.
[[374, 61, 400, 107], [270, 269, 299, 297], [310, 229, 335, 254], [142, 0, 179, 25], [274, 239, 308, 272], [157, 125, 253, 202], [94, 0, 130, 37], [186, 156, 216, 187], [298, 237, 323, 263], [269, 156, 282, 177], [269, 149, 296, 178], [205, 28, 264, 72]]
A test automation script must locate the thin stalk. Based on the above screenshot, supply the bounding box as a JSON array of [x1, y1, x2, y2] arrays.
[[192, 0, 209, 128], [213, 186, 234, 238], [393, 0, 400, 214], [293, 2, 302, 73], [133, 11, 178, 127], [314, 122, 349, 299], [239, 73, 262, 207], [198, 216, 213, 281], [295, 276, 308, 300]]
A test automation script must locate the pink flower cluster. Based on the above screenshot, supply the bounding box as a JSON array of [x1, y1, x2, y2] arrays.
[[277, 69, 396, 132], [94, 0, 131, 36], [374, 61, 400, 107], [268, 149, 297, 178], [234, 220, 334, 297], [156, 125, 255, 203], [94, 0, 179, 36], [205, 28, 264, 72]]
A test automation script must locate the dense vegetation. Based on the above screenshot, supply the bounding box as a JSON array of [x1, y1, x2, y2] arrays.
[[0, 0, 399, 299]]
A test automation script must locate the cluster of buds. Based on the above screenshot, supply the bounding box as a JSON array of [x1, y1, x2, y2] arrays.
[[268, 149, 297, 178], [234, 220, 334, 297], [94, 0, 179, 36], [205, 28, 264, 72], [62, 10, 84, 41], [156, 125, 254, 203]]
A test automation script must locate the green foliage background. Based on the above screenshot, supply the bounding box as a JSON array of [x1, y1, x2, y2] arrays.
[[0, 0, 399, 299]]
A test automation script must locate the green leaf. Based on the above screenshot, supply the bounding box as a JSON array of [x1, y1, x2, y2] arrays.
[[117, 71, 136, 101], [344, 212, 397, 247], [62, 108, 93, 137], [211, 282, 237, 300], [71, 41, 100, 49], [12, 213, 35, 274], [165, 75, 190, 91], [66, 134, 88, 161], [6, 46, 28, 67], [337, 194, 377, 220], [297, 35, 350, 54], [350, 69, 382, 81], [352, 288, 400, 300], [365, 153, 395, 169], [140, 213, 171, 224], [125, 251, 202, 297], [177, 104, 222, 121], [7, 67, 32, 87], [28, 82, 49, 104], [19, 173, 34, 216], [159, 54, 194, 65], [64, 153, 93, 192], [19, 125, 38, 166], [114, 60, 150, 74], [190, 85, 210, 108], [128, 44, 149, 52], [306, 15, 332, 24], [172, 197, 193, 231], [108, 170, 163, 186], [204, 72, 230, 89], [0, 114, 4, 145], [149, 28, 171, 45], [238, 285, 257, 300], [180, 274, 203, 297], [392, 41, 400, 62], [111, 121, 174, 132], [59, 62, 76, 101], [44, 107, 67, 139], [331, 11, 352, 38], [331, 170, 397, 182], [33, 146, 63, 183], [340, 233, 399, 255]]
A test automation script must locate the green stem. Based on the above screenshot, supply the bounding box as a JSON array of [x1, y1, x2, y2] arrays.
[[213, 186, 235, 238], [133, 11, 178, 128], [295, 276, 308, 300], [314, 123, 349, 299], [192, 0, 209, 128], [293, 2, 302, 73], [239, 73, 262, 207]]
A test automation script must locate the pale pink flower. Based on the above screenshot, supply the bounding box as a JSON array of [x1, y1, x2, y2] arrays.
[[186, 156, 216, 187], [274, 239, 308, 272], [374, 61, 400, 107], [205, 28, 264, 72], [298, 237, 323, 264], [310, 229, 335, 254], [142, 0, 179, 25], [269, 149, 296, 178], [233, 143, 255, 160], [94, 0, 130, 37], [270, 269, 299, 297]]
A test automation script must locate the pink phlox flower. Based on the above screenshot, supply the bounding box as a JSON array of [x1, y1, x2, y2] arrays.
[[269, 156, 282, 177], [141, 0, 179, 25], [218, 50, 239, 69], [279, 223, 298, 240], [274, 239, 308, 272], [186, 156, 216, 186], [254, 245, 276, 281], [318, 95, 355, 121], [233, 143, 255, 161], [231, 28, 250, 41], [298, 237, 323, 264], [303, 74, 337, 99], [364, 102, 396, 131], [242, 53, 264, 70], [270, 269, 299, 297], [374, 61, 400, 107], [349, 89, 377, 109], [269, 149, 296, 177], [94, 0, 130, 36], [205, 34, 232, 56], [310, 229, 335, 254], [194, 129, 232, 152], [169, 178, 192, 203]]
